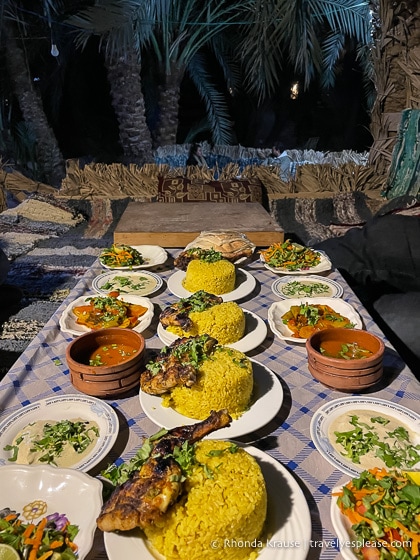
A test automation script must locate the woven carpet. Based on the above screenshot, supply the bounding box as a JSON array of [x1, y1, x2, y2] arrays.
[[0, 196, 132, 377]]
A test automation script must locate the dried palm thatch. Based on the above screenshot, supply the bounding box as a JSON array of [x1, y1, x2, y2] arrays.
[[246, 163, 387, 200], [58, 160, 160, 199], [369, 1, 420, 173]]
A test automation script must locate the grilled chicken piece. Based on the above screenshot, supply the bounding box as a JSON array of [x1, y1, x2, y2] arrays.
[[159, 291, 223, 331], [140, 335, 218, 395], [97, 409, 232, 532]]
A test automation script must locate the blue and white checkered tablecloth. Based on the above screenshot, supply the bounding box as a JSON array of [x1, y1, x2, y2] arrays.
[[0, 252, 419, 560]]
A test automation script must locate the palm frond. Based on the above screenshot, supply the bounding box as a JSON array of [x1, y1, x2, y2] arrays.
[[321, 31, 346, 88], [187, 53, 235, 145]]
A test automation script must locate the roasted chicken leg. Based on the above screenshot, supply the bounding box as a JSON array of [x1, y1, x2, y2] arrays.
[[97, 409, 232, 532]]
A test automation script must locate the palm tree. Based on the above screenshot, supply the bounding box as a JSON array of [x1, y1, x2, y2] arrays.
[[69, 0, 240, 151], [68, 1, 157, 163], [368, 0, 420, 173], [1, 7, 66, 186], [149, 0, 241, 146]]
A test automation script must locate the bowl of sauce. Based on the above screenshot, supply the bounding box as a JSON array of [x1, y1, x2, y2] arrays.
[[306, 328, 385, 392], [66, 328, 145, 398]]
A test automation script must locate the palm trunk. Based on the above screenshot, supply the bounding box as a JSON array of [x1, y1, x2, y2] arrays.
[[369, 0, 420, 173], [104, 50, 153, 164], [4, 24, 65, 187], [155, 64, 184, 147]]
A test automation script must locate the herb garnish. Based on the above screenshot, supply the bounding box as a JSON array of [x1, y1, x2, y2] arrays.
[[334, 414, 420, 469], [185, 248, 223, 263], [4, 420, 99, 466]]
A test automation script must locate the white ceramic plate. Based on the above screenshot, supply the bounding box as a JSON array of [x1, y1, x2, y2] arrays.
[[99, 245, 168, 269], [272, 275, 343, 299], [310, 397, 420, 477], [330, 483, 363, 560], [167, 268, 256, 301], [92, 270, 163, 297], [140, 360, 283, 439], [104, 445, 311, 560], [0, 463, 102, 560], [262, 250, 332, 275], [268, 297, 362, 344], [157, 310, 267, 353], [0, 394, 119, 472], [59, 293, 155, 337]]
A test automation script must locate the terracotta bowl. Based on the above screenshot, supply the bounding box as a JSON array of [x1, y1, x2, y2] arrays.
[[306, 328, 385, 392], [66, 328, 145, 398]]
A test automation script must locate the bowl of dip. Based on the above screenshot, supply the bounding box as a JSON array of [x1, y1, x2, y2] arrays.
[[306, 328, 385, 392], [66, 328, 145, 398]]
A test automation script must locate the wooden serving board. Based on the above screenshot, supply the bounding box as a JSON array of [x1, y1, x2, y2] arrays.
[[114, 202, 284, 247]]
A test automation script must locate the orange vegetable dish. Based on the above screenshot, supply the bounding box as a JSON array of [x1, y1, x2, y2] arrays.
[[281, 303, 354, 339], [72, 292, 148, 330]]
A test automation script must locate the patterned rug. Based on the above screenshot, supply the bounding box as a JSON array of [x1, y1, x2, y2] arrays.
[[0, 196, 132, 377]]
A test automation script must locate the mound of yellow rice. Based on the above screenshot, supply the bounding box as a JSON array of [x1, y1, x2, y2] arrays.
[[162, 347, 253, 420], [182, 259, 236, 295], [144, 440, 267, 560], [167, 301, 245, 344]]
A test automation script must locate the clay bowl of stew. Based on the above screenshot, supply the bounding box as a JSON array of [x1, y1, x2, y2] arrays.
[[66, 328, 145, 398], [306, 328, 385, 392]]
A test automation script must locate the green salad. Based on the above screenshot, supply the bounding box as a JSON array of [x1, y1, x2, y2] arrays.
[[335, 468, 420, 560], [0, 508, 79, 560]]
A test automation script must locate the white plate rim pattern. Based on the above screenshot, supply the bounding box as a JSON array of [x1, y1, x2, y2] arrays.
[[0, 394, 119, 472], [0, 463, 102, 560], [92, 270, 163, 296], [157, 309, 267, 353], [310, 396, 420, 477], [104, 444, 311, 560], [59, 293, 155, 337], [166, 268, 256, 302], [267, 297, 362, 344], [271, 275, 344, 299], [99, 245, 168, 270], [139, 359, 283, 439], [262, 250, 332, 275]]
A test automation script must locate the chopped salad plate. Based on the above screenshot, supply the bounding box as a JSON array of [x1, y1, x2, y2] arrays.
[[0, 463, 102, 560], [310, 397, 420, 477], [262, 250, 332, 275], [140, 360, 283, 439], [92, 270, 163, 297], [267, 297, 362, 344], [99, 244, 168, 270], [167, 268, 256, 302], [157, 309, 267, 353], [59, 293, 155, 337], [104, 444, 311, 560], [271, 275, 343, 299], [0, 394, 119, 472]]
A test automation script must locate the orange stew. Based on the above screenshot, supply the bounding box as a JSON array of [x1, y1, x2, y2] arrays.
[[320, 340, 374, 359], [72, 292, 148, 330], [89, 343, 138, 366]]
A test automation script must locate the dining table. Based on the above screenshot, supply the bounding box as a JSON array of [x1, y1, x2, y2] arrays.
[[0, 248, 419, 560]]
